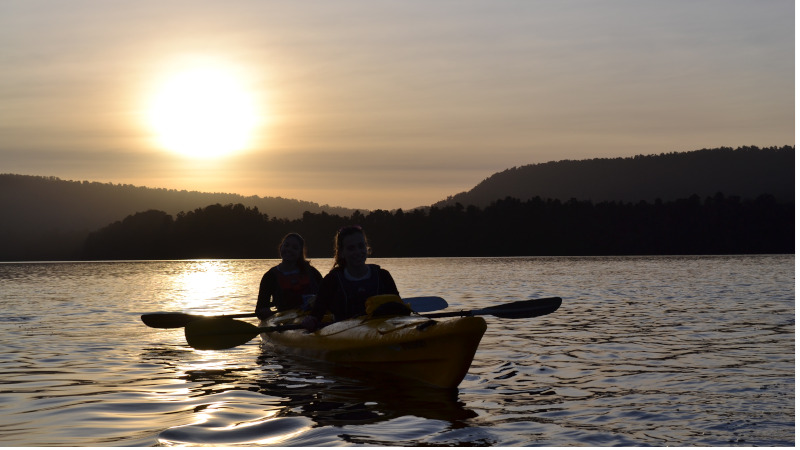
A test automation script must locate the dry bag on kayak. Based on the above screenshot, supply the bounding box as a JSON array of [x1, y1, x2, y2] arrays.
[[365, 295, 412, 317]]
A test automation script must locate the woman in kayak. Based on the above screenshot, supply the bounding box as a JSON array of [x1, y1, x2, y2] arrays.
[[303, 225, 399, 331], [255, 232, 323, 319]]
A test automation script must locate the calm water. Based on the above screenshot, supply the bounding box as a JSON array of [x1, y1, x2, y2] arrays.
[[0, 255, 793, 446]]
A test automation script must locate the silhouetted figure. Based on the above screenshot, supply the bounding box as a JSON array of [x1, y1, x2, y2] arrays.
[[255, 233, 323, 319]]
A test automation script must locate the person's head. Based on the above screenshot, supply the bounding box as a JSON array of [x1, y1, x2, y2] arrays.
[[278, 233, 308, 267], [333, 225, 370, 270]]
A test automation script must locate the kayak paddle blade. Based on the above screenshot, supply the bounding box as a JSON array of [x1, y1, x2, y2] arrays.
[[185, 317, 261, 350], [478, 297, 562, 319], [184, 318, 307, 350], [141, 312, 197, 329], [142, 312, 260, 329], [405, 296, 448, 313], [424, 297, 562, 320]]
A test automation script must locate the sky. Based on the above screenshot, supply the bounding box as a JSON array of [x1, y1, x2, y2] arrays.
[[0, 1, 794, 211]]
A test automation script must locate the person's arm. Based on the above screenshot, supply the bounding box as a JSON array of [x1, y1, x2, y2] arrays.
[[304, 271, 337, 331], [379, 269, 399, 296], [255, 268, 278, 319], [310, 266, 324, 291]]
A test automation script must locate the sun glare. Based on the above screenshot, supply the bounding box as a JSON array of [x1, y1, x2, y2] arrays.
[[146, 63, 261, 159]]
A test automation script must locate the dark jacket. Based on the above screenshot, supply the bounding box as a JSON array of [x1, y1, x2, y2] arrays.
[[311, 264, 399, 321]]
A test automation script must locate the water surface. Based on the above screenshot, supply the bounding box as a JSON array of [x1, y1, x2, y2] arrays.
[[0, 255, 794, 446]]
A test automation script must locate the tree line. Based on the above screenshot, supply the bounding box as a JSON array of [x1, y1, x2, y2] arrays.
[[80, 192, 793, 260]]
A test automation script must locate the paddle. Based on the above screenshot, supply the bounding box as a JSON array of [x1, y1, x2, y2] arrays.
[[184, 296, 562, 351], [141, 296, 449, 329], [424, 296, 562, 319]]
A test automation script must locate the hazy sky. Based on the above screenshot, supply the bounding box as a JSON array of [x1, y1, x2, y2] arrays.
[[0, 1, 794, 210]]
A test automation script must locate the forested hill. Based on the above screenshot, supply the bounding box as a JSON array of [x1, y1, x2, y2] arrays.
[[433, 146, 794, 209], [0, 174, 355, 259]]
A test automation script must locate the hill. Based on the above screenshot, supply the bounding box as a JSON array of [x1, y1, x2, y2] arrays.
[[0, 175, 355, 260], [432, 146, 794, 208]]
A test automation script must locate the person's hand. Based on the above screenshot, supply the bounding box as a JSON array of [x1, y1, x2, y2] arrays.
[[302, 316, 320, 332], [255, 308, 273, 320]]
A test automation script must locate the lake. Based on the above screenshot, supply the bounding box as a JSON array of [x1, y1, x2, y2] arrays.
[[0, 255, 794, 446]]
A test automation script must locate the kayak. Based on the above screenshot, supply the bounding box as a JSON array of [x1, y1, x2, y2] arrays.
[[259, 310, 487, 389]]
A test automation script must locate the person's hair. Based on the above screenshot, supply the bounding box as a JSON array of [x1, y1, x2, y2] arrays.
[[332, 225, 370, 270], [279, 232, 311, 272]]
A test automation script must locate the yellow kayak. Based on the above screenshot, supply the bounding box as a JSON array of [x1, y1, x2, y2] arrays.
[[182, 296, 561, 387], [260, 310, 487, 389]]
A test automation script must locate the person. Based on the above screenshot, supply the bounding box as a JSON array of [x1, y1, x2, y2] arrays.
[[303, 225, 399, 331], [255, 232, 323, 319]]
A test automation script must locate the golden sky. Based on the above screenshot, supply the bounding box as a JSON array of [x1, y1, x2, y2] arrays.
[[0, 1, 794, 210]]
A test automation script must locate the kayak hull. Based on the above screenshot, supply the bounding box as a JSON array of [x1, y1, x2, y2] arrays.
[[260, 312, 487, 389]]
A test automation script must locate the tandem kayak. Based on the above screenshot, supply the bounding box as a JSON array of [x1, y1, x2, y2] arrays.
[[181, 296, 561, 387], [259, 310, 487, 389]]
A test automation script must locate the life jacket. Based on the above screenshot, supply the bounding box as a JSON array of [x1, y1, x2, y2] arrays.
[[276, 270, 316, 309]]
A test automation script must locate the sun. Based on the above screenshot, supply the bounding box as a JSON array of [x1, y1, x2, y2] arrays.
[[146, 63, 261, 159]]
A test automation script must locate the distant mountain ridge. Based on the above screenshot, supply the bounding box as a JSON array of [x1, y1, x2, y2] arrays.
[[0, 174, 356, 233], [433, 146, 794, 208]]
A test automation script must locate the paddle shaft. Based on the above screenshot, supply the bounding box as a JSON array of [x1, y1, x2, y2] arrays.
[[142, 296, 448, 328]]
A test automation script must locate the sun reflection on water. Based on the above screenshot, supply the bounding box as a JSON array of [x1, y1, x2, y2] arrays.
[[166, 260, 245, 313]]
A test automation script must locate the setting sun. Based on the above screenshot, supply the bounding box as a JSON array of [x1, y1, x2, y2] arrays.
[[146, 63, 261, 159]]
